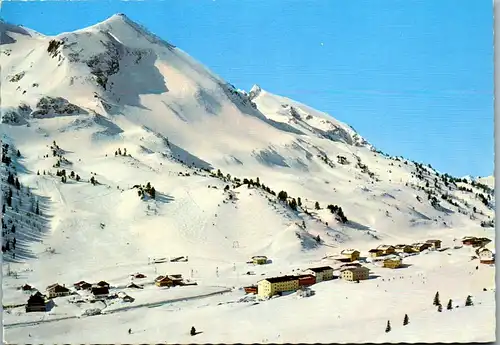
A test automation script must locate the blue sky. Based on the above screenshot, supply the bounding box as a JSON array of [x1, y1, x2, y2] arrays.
[[3, 0, 493, 177]]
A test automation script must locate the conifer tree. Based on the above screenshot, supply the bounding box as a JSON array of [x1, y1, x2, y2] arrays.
[[385, 320, 391, 333], [315, 201, 320, 210], [433, 291, 440, 306], [465, 295, 473, 307], [403, 314, 409, 326], [437, 304, 443, 312], [447, 299, 453, 310]]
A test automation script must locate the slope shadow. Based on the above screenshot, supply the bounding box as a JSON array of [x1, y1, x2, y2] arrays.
[[10, 156, 31, 175], [345, 220, 371, 231], [220, 83, 306, 136], [3, 192, 53, 263], [106, 41, 169, 109], [167, 141, 213, 171], [140, 125, 213, 171], [91, 113, 124, 138], [253, 147, 290, 168], [0, 21, 31, 45], [368, 274, 381, 280], [155, 192, 174, 204], [194, 88, 221, 116]]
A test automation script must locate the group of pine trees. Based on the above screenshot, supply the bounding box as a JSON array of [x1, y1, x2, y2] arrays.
[[1, 144, 42, 256], [210, 167, 351, 227], [136, 182, 156, 199], [55, 169, 82, 183], [6, 171, 21, 190], [385, 314, 409, 333], [385, 293, 475, 333], [114, 148, 128, 156], [433, 291, 473, 312]]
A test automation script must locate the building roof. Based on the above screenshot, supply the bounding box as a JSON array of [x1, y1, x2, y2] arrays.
[[395, 244, 410, 248], [340, 263, 361, 268], [27, 291, 47, 304], [91, 286, 109, 295], [307, 266, 333, 273], [426, 239, 441, 243], [369, 248, 383, 252], [376, 245, 394, 250], [251, 255, 268, 259], [47, 283, 69, 293], [341, 266, 370, 273], [479, 247, 491, 252], [296, 274, 315, 279], [340, 249, 359, 255], [261, 275, 299, 283]]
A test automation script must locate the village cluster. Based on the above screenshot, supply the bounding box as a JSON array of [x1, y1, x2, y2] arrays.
[[245, 236, 494, 299], [19, 271, 196, 314], [13, 235, 494, 315]]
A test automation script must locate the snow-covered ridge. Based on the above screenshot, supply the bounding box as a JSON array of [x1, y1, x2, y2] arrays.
[[0, 14, 495, 343]]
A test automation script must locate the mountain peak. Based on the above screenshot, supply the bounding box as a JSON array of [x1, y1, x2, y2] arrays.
[[81, 13, 176, 50], [0, 20, 41, 44]]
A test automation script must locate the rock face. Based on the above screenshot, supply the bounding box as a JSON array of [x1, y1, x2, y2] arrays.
[[1, 104, 31, 125], [31, 97, 88, 118]]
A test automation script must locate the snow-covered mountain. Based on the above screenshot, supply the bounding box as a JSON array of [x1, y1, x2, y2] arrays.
[[1, 14, 495, 343]]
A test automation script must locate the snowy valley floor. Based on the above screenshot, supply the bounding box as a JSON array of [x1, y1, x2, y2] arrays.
[[3, 243, 495, 343]]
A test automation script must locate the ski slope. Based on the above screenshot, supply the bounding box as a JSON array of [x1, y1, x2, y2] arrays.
[[0, 14, 495, 343]]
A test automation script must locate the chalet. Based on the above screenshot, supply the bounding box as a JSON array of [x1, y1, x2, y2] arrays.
[[96, 281, 110, 288], [257, 275, 299, 298], [122, 295, 135, 303], [91, 286, 109, 299], [26, 292, 49, 313], [478, 248, 495, 264], [155, 275, 183, 287], [251, 256, 268, 265], [126, 282, 143, 289], [340, 249, 360, 262], [411, 242, 431, 252], [475, 238, 492, 248], [132, 273, 146, 279], [425, 239, 442, 249], [46, 283, 71, 298], [383, 256, 402, 269], [244, 285, 258, 294], [74, 281, 92, 290], [394, 245, 413, 254], [376, 245, 396, 256], [461, 237, 491, 247], [368, 248, 384, 258], [340, 266, 370, 281], [296, 274, 316, 286], [21, 284, 34, 293], [462, 237, 476, 245], [305, 266, 334, 282]]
